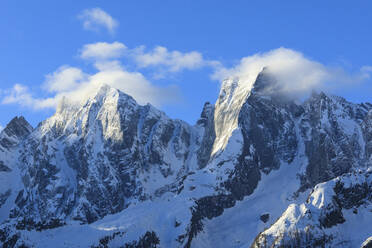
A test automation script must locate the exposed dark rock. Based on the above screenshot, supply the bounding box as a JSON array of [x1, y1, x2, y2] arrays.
[[0, 161, 11, 172], [185, 195, 236, 248], [333, 180, 372, 209], [0, 226, 21, 248], [15, 218, 65, 231], [319, 206, 345, 228], [197, 102, 216, 169], [0, 189, 11, 208], [123, 231, 160, 248], [260, 213, 270, 223], [91, 231, 125, 248]]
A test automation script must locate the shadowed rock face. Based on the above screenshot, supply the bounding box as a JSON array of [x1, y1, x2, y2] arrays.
[[196, 102, 216, 169], [227, 72, 299, 199], [2, 117, 33, 138], [300, 93, 370, 190], [0, 161, 11, 172], [362, 110, 372, 162]]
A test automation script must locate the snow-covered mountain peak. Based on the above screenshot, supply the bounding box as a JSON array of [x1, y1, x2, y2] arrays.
[[212, 68, 278, 156], [0, 116, 33, 149], [1, 116, 33, 138], [55, 84, 136, 114], [89, 84, 129, 104], [41, 84, 141, 139]]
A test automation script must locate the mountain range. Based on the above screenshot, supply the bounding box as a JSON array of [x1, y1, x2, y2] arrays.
[[0, 69, 371, 248]]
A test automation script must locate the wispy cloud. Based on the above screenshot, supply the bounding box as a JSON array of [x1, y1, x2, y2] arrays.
[[78, 8, 118, 34], [78, 42, 220, 78], [361, 65, 372, 79], [130, 45, 222, 79], [82, 42, 220, 78], [2, 84, 56, 109], [80, 42, 127, 60], [131, 46, 206, 72]]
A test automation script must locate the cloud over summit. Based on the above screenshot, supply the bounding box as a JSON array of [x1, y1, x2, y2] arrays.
[[213, 48, 371, 99], [2, 62, 180, 111]]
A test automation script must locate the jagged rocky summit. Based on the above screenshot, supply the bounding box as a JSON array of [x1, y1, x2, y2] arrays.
[[0, 69, 371, 248]]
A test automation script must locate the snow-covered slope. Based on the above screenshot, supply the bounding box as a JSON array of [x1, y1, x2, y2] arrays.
[[0, 70, 371, 248], [251, 168, 372, 248]]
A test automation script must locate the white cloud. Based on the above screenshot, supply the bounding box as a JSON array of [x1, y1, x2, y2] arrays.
[[0, 125, 3, 132], [132, 46, 204, 72], [2, 84, 57, 110], [3, 45, 370, 113], [82, 42, 220, 78], [361, 65, 372, 79], [78, 8, 118, 33], [2, 61, 180, 111], [43, 66, 87, 93], [93, 60, 123, 71], [212, 47, 368, 99], [130, 46, 220, 77], [80, 42, 127, 60], [1, 42, 190, 111]]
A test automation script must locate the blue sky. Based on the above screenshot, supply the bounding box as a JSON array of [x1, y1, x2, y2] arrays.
[[1, 0, 372, 128]]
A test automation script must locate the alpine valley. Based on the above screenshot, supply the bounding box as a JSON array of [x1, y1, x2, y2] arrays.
[[0, 69, 371, 248]]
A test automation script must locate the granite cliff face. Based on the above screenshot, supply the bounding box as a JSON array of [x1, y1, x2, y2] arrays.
[[0, 70, 371, 248]]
